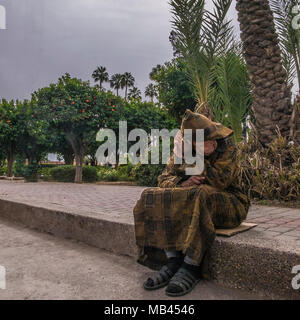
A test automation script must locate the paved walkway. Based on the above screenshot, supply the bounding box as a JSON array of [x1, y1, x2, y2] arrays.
[[0, 180, 299, 242], [0, 219, 264, 300]]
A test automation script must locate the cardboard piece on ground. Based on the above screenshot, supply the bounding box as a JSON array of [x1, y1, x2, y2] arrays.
[[216, 222, 258, 237]]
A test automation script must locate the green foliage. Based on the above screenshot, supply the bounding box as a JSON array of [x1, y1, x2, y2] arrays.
[[132, 163, 165, 187], [270, 0, 299, 89], [50, 165, 98, 183], [97, 164, 135, 182], [170, 0, 234, 105], [110, 73, 124, 96], [24, 160, 39, 182], [92, 66, 109, 90], [0, 165, 6, 176], [38, 166, 53, 181], [209, 47, 253, 142], [150, 59, 196, 121], [14, 154, 26, 177], [145, 83, 158, 102]]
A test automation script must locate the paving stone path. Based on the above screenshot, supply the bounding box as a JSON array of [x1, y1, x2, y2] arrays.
[[0, 180, 299, 242]]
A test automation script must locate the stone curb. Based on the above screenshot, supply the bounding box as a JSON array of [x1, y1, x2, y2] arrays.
[[0, 198, 299, 299]]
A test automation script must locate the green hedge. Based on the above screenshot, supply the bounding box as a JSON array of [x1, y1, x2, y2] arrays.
[[97, 165, 135, 182], [0, 166, 7, 176], [50, 165, 98, 183], [132, 164, 165, 187]]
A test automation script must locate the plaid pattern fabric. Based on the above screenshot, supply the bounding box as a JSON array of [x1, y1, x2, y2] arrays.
[[133, 137, 250, 264]]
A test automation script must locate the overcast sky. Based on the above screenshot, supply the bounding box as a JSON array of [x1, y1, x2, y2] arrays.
[[0, 0, 239, 101]]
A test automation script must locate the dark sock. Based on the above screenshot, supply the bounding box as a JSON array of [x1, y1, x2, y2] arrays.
[[181, 262, 201, 279], [166, 257, 183, 274]]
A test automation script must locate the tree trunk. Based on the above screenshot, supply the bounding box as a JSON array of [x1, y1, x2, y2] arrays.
[[62, 151, 74, 165], [74, 152, 83, 184], [236, 0, 293, 146], [6, 146, 14, 177], [66, 134, 85, 183]]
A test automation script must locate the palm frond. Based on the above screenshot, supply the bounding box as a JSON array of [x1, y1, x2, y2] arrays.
[[270, 0, 300, 89]]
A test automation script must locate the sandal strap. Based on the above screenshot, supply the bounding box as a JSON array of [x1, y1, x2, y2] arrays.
[[169, 268, 198, 289], [147, 265, 175, 286]]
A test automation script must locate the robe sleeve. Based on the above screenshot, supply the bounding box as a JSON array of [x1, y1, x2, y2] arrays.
[[157, 156, 183, 188], [203, 144, 239, 190]]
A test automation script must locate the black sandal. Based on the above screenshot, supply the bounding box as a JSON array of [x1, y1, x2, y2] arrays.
[[143, 265, 176, 290], [165, 267, 201, 297]]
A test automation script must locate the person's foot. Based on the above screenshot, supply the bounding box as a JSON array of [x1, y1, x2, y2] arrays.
[[143, 257, 182, 290], [165, 262, 202, 297]]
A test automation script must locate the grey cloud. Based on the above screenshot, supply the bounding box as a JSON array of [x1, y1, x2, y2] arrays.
[[0, 0, 240, 100]]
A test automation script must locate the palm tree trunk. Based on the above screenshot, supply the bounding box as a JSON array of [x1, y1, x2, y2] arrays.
[[236, 0, 293, 146], [125, 85, 128, 100]]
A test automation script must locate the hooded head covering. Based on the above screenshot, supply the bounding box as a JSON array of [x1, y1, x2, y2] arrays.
[[181, 109, 233, 141]]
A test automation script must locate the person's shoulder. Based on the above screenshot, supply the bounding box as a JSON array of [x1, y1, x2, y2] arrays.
[[216, 134, 235, 153]]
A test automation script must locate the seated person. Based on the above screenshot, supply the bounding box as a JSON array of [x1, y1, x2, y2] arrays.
[[133, 109, 250, 297]]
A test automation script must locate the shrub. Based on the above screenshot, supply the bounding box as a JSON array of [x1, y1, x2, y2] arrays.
[[24, 161, 39, 182], [237, 130, 300, 202], [132, 164, 165, 187], [14, 155, 26, 177], [50, 165, 98, 183], [38, 166, 54, 181], [0, 165, 7, 176]]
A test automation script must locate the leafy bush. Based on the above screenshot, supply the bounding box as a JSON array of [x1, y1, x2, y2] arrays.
[[24, 161, 39, 182], [14, 155, 26, 177], [38, 166, 54, 181], [0, 165, 7, 176], [132, 164, 165, 187], [237, 130, 300, 202], [97, 166, 135, 182], [50, 165, 98, 183]]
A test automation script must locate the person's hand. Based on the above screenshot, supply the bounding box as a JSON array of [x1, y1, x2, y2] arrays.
[[181, 176, 206, 187]]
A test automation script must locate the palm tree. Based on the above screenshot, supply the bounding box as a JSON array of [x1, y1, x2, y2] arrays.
[[110, 74, 124, 97], [145, 83, 157, 103], [236, 0, 293, 146], [122, 72, 135, 100], [270, 0, 300, 142], [128, 87, 142, 101], [170, 0, 234, 120], [270, 0, 299, 90], [92, 66, 109, 91]]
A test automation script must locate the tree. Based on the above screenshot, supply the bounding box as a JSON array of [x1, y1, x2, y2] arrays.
[[92, 66, 109, 91], [270, 0, 300, 141], [20, 100, 53, 181], [236, 0, 293, 146], [145, 83, 157, 103], [122, 72, 135, 100], [0, 99, 26, 177], [270, 0, 299, 90], [128, 87, 142, 101], [209, 47, 253, 142], [33, 73, 115, 183], [110, 74, 124, 97], [150, 59, 196, 122], [169, 0, 234, 119]]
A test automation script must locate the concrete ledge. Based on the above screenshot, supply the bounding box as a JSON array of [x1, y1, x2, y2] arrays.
[[0, 198, 299, 299]]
